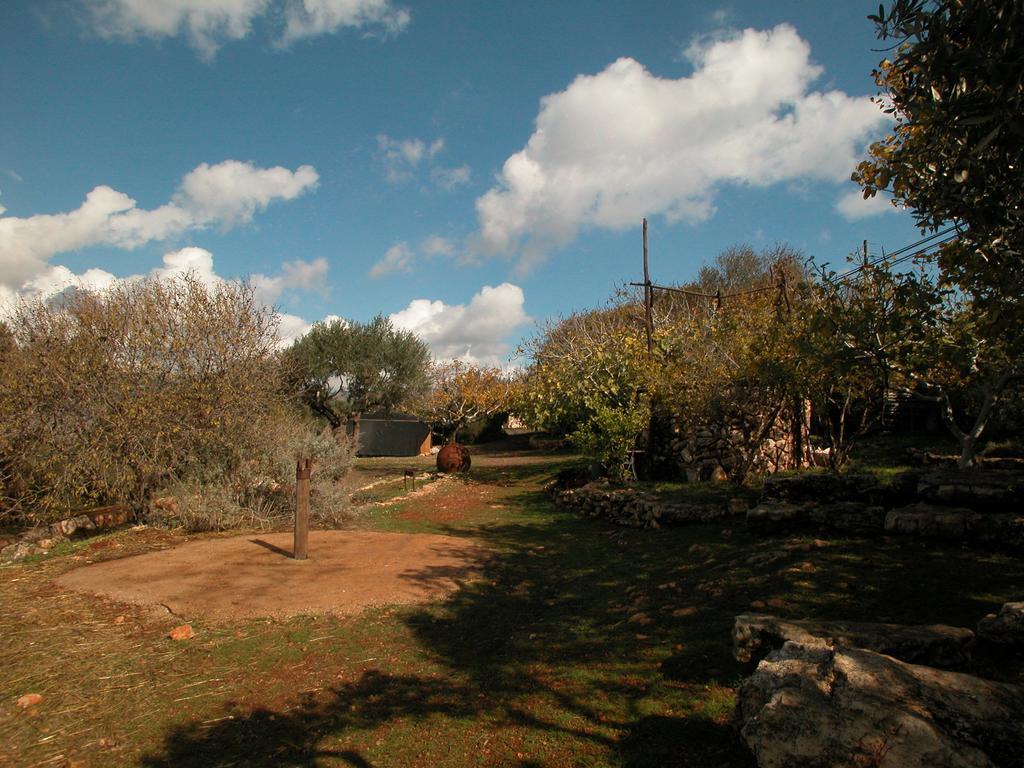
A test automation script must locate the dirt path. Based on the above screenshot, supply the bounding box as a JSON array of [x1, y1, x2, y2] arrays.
[[57, 530, 487, 621]]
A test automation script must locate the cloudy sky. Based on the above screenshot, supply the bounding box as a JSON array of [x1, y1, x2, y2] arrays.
[[1, 0, 919, 365]]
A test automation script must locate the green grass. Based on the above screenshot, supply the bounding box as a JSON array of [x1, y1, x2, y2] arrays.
[[2, 447, 1023, 767]]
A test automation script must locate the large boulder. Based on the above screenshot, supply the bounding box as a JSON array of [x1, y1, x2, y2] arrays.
[[737, 641, 1024, 768], [733, 614, 974, 669], [977, 602, 1024, 647]]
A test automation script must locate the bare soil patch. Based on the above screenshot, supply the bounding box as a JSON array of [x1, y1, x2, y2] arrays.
[[56, 530, 487, 621]]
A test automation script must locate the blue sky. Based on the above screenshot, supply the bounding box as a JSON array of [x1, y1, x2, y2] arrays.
[[0, 0, 922, 364]]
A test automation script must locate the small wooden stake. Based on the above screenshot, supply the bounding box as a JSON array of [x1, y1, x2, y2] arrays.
[[294, 459, 312, 560]]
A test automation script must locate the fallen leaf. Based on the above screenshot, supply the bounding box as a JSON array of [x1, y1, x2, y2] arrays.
[[169, 624, 195, 641]]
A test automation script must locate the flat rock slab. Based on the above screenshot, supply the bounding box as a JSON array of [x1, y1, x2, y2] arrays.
[[57, 531, 487, 621], [737, 641, 1024, 768], [733, 613, 975, 669]]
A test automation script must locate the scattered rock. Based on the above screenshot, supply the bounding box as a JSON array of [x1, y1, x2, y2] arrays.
[[671, 607, 698, 618], [113, 615, 126, 625], [168, 624, 195, 641], [733, 614, 975, 669], [978, 602, 1024, 646], [16, 693, 43, 709], [736, 641, 1024, 768], [628, 612, 653, 626]]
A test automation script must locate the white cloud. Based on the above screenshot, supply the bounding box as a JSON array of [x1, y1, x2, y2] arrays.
[[389, 283, 530, 365], [376, 134, 469, 189], [0, 160, 318, 289], [431, 165, 471, 191], [835, 187, 899, 221], [252, 257, 330, 303], [0, 247, 331, 349], [86, 0, 409, 59], [474, 24, 890, 272], [280, 0, 410, 46], [421, 234, 455, 257], [369, 241, 414, 278]]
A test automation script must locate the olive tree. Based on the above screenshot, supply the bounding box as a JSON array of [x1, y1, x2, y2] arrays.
[[287, 316, 431, 434], [0, 275, 300, 522]]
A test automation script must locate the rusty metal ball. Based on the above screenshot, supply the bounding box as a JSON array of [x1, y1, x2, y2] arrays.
[[436, 442, 471, 473]]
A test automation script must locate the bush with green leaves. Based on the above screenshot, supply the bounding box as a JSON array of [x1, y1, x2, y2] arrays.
[[0, 273, 353, 525]]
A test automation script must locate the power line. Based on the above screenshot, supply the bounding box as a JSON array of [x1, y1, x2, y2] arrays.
[[631, 225, 960, 308], [834, 226, 958, 280]]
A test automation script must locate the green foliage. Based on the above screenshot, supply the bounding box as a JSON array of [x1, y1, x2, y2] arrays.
[[516, 304, 654, 478], [0, 274, 350, 524], [797, 256, 921, 468], [287, 316, 431, 429], [657, 246, 806, 481], [518, 245, 807, 482], [854, 0, 1024, 341], [413, 360, 511, 442]]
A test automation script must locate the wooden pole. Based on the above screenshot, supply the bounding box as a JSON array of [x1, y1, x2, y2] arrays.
[[294, 459, 312, 560], [642, 218, 653, 356]]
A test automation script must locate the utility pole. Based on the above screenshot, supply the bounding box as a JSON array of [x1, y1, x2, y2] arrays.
[[643, 218, 653, 356]]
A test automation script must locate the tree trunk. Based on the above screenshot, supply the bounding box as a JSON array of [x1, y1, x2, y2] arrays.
[[958, 435, 978, 470]]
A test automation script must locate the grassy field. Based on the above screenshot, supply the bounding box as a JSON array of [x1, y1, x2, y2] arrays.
[[2, 445, 1023, 767]]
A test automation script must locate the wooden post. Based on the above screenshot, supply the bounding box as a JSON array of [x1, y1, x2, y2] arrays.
[[294, 459, 312, 560]]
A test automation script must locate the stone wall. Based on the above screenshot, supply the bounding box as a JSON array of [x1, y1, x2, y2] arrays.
[[548, 478, 749, 529], [652, 400, 810, 482], [746, 469, 1024, 551]]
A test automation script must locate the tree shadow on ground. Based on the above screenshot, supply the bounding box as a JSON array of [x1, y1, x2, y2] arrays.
[[140, 671, 473, 767], [140, 465, 1024, 767]]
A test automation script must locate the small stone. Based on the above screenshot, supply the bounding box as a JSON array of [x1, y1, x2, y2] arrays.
[[113, 615, 126, 625], [168, 624, 195, 641], [17, 693, 43, 708], [672, 607, 698, 618], [765, 598, 792, 610], [628, 612, 653, 626], [750, 600, 767, 609], [37, 538, 53, 550]]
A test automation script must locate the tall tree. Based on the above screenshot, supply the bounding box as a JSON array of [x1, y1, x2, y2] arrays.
[[853, 0, 1023, 337], [288, 316, 431, 432], [852, 0, 1023, 463], [415, 360, 511, 443]]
